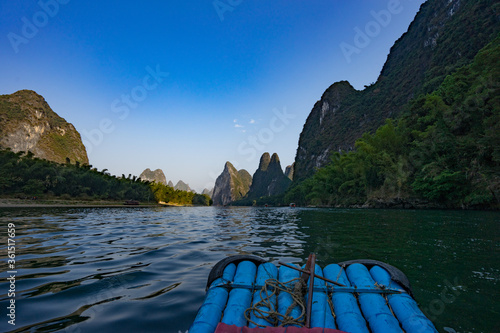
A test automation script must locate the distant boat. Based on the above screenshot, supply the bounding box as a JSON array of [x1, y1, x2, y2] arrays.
[[290, 203, 296, 207], [189, 254, 438, 333], [124, 199, 139, 205]]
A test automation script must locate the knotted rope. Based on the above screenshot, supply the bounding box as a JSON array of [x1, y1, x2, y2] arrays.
[[244, 277, 307, 328]]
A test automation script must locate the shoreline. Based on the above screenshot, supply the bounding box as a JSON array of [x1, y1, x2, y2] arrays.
[[0, 198, 160, 208]]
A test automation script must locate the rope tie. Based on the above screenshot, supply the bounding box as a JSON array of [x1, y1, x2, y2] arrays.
[[244, 278, 307, 328]]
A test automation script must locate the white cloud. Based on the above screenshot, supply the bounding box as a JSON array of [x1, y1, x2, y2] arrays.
[[235, 124, 243, 128], [249, 119, 255, 124]]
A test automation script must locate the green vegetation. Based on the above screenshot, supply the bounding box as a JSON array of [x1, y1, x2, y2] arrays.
[[0, 148, 211, 206], [285, 36, 500, 209], [0, 90, 66, 128], [0, 149, 152, 201], [192, 193, 213, 206], [234, 169, 253, 199], [150, 182, 211, 206], [294, 0, 500, 181]]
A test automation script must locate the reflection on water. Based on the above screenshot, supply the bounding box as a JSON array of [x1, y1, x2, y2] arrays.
[[0, 207, 498, 333], [210, 207, 307, 261]]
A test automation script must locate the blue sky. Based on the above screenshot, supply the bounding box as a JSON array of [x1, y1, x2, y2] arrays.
[[1, 0, 426, 192]]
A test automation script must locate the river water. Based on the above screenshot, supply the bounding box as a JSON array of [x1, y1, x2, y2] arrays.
[[0, 207, 498, 333]]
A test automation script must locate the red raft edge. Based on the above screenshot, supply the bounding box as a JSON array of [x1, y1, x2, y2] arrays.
[[214, 323, 349, 333]]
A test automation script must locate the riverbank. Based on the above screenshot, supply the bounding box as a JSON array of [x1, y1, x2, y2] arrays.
[[0, 198, 160, 208], [158, 201, 190, 207]]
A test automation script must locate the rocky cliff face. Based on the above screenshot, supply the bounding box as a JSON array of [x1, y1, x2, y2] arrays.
[[246, 152, 291, 199], [0, 90, 88, 164], [212, 162, 252, 206], [139, 168, 166, 184], [294, 0, 500, 180], [285, 163, 294, 181]]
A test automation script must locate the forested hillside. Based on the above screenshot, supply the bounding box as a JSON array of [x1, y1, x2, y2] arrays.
[[285, 36, 499, 209], [0, 149, 151, 201], [0, 90, 89, 165], [0, 148, 210, 205], [294, 0, 500, 181]]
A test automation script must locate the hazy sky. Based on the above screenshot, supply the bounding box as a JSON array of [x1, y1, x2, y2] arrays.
[[1, 0, 426, 192]]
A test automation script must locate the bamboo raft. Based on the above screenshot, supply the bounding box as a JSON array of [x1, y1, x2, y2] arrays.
[[189, 254, 438, 333]]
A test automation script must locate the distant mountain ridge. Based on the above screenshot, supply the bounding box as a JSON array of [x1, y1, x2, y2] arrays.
[[245, 153, 291, 200], [212, 152, 291, 205], [0, 90, 88, 164], [174, 180, 192, 192], [139, 168, 166, 184], [202, 188, 213, 198], [139, 168, 194, 192], [294, 0, 500, 180]]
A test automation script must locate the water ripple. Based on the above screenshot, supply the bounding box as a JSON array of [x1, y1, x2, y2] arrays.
[[0, 207, 498, 333]]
